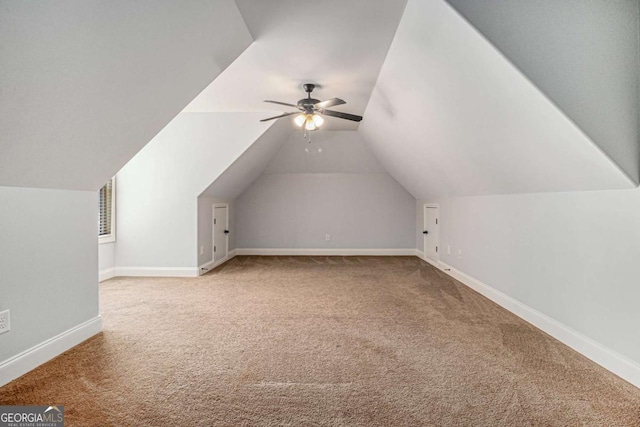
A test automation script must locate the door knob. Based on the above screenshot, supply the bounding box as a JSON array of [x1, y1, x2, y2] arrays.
[[423, 230, 428, 234], [224, 230, 229, 234]]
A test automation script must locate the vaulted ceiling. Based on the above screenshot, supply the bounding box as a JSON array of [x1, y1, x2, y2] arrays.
[[446, 0, 640, 183], [183, 0, 407, 130], [359, 0, 638, 199], [0, 0, 251, 191], [204, 0, 638, 200], [200, 119, 291, 199], [2, 0, 638, 200]]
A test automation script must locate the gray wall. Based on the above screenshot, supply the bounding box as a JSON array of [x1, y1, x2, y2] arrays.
[[0, 186, 99, 363], [430, 187, 640, 365], [236, 174, 415, 249], [236, 131, 416, 250], [197, 197, 236, 267], [446, 0, 640, 182]]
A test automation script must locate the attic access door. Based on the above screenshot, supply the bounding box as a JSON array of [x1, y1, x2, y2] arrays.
[[213, 205, 229, 262], [423, 204, 440, 262]]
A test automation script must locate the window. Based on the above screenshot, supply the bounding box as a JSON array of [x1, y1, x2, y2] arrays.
[[99, 177, 116, 243]]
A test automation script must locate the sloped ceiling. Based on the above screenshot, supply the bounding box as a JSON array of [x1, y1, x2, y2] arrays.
[[200, 119, 292, 199], [264, 131, 386, 175], [201, 130, 388, 199], [359, 0, 637, 200], [0, 0, 252, 191], [116, 112, 275, 268], [183, 0, 407, 131], [3, 0, 636, 200], [446, 0, 640, 183]]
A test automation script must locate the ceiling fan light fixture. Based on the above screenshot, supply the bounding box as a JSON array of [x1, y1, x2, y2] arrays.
[[312, 114, 324, 127], [305, 116, 317, 131], [261, 84, 363, 133], [294, 114, 306, 127], [296, 113, 323, 131]]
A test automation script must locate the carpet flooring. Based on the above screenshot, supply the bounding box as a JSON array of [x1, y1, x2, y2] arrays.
[[1, 256, 639, 426]]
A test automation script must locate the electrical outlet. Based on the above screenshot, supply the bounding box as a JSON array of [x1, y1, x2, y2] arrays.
[[447, 245, 451, 255], [325, 234, 331, 241], [458, 249, 463, 259], [0, 310, 10, 334], [200, 245, 204, 256]]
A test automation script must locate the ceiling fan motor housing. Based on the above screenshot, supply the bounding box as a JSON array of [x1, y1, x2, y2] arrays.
[[297, 98, 320, 112], [299, 83, 319, 112]]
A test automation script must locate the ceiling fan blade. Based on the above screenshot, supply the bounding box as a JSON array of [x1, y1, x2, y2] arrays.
[[314, 98, 346, 109], [264, 100, 298, 108], [320, 109, 363, 122], [260, 112, 298, 122]]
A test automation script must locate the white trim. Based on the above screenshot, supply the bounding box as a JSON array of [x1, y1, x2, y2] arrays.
[[99, 176, 116, 244], [114, 266, 199, 277], [423, 203, 440, 263], [0, 316, 102, 387], [98, 235, 116, 244], [212, 203, 230, 265], [235, 248, 417, 256], [99, 267, 116, 282], [199, 249, 237, 275], [415, 249, 441, 268], [424, 258, 640, 389]]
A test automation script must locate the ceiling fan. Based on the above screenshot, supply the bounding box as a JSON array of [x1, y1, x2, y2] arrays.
[[260, 83, 363, 131]]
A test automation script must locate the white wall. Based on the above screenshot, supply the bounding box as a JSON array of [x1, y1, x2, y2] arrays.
[[115, 113, 273, 271], [236, 132, 416, 250], [197, 197, 236, 268], [98, 244, 117, 280], [423, 186, 640, 368], [0, 186, 99, 364]]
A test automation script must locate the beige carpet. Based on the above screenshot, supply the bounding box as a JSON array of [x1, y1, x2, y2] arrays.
[[1, 256, 639, 426]]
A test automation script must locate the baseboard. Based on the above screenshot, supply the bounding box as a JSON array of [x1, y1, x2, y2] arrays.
[[114, 266, 199, 278], [428, 259, 640, 389], [415, 249, 442, 268], [235, 248, 417, 256], [0, 316, 103, 387], [99, 267, 116, 282], [198, 249, 237, 275]]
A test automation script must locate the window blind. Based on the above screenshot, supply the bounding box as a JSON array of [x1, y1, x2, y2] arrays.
[[99, 179, 113, 236]]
